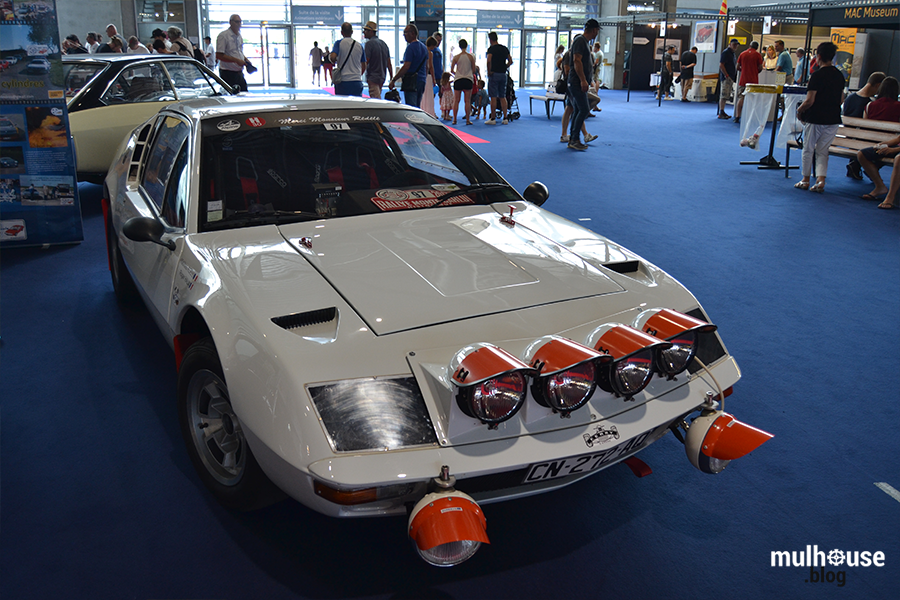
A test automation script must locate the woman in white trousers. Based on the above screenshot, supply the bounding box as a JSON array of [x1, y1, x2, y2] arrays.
[[794, 42, 845, 193]]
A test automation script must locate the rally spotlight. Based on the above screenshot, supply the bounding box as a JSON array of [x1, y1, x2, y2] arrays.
[[522, 336, 611, 417], [684, 410, 773, 474], [633, 308, 718, 379], [408, 467, 488, 567], [585, 324, 672, 401], [449, 343, 533, 427]]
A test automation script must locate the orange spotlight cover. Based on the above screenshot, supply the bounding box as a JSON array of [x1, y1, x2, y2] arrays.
[[642, 309, 717, 339], [701, 413, 773, 460], [531, 337, 609, 375], [452, 345, 530, 386], [594, 325, 666, 358], [409, 496, 489, 551]]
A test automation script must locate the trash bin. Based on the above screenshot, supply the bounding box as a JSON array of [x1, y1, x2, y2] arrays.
[[739, 84, 780, 150], [776, 85, 807, 149]]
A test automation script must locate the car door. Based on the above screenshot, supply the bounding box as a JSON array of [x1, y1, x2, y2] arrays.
[[118, 115, 192, 333], [68, 61, 178, 174]]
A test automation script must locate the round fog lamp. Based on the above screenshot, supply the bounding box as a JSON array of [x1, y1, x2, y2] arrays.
[[538, 362, 596, 412], [457, 371, 527, 423], [418, 539, 483, 567]]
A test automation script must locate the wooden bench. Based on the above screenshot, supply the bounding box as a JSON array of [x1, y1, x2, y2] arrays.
[[785, 116, 900, 176], [529, 93, 566, 119]]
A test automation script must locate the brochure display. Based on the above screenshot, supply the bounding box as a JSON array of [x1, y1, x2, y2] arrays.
[[0, 0, 83, 246]]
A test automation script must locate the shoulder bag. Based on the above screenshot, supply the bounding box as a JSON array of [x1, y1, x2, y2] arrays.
[[402, 52, 427, 92]]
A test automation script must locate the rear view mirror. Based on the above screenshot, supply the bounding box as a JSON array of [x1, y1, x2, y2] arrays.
[[123, 216, 175, 250], [523, 181, 549, 206]]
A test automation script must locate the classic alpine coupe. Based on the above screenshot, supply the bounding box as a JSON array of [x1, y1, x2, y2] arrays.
[[63, 54, 236, 182], [104, 95, 771, 567]]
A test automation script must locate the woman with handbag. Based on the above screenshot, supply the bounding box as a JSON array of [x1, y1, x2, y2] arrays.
[[450, 39, 476, 125]]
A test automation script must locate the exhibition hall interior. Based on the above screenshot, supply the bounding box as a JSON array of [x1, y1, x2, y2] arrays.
[[1, 0, 898, 599]]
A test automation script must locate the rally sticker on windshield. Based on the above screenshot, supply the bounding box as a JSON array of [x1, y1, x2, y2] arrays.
[[371, 189, 473, 211], [323, 122, 350, 131]]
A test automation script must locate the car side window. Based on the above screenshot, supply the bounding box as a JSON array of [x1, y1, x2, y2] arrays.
[[141, 116, 190, 221], [163, 61, 220, 99], [101, 63, 174, 104], [160, 142, 189, 228]]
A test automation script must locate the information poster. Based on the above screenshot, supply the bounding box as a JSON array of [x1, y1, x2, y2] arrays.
[[693, 21, 718, 53], [830, 27, 856, 86], [0, 0, 83, 246]]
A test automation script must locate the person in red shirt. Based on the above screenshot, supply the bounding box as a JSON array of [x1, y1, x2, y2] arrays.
[[864, 76, 900, 122], [734, 40, 763, 124]]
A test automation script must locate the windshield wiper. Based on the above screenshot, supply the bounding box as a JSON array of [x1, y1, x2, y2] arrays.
[[429, 182, 513, 208], [205, 209, 322, 230]]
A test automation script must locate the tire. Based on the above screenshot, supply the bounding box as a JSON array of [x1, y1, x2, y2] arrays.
[[106, 217, 139, 304], [177, 338, 283, 510]]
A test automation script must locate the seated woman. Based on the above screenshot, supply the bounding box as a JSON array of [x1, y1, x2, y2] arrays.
[[857, 134, 900, 209], [863, 76, 900, 123]]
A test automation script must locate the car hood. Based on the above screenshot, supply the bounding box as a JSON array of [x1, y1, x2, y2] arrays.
[[278, 203, 625, 335]]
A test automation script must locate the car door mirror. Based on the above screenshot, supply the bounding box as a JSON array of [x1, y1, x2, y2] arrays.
[[523, 181, 549, 206], [123, 216, 176, 250]]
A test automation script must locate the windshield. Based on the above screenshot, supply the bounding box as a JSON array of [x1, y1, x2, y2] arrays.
[[199, 109, 516, 232], [63, 62, 105, 98]]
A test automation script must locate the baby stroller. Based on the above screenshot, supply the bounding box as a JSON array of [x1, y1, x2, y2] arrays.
[[506, 73, 520, 120]]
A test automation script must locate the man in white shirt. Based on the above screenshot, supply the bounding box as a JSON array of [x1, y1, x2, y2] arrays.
[[204, 37, 216, 69], [127, 36, 150, 55], [330, 23, 366, 96], [216, 14, 253, 91]]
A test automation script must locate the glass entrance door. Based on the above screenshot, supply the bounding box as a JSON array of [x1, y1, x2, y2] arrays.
[[263, 26, 292, 86], [474, 30, 521, 87], [523, 30, 548, 87], [294, 27, 341, 88]]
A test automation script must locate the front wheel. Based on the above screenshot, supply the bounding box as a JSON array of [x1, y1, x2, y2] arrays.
[[177, 338, 283, 510]]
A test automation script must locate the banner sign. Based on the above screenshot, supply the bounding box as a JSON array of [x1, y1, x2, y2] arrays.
[[477, 10, 525, 29], [1, 0, 83, 247], [813, 4, 899, 28], [831, 27, 857, 86], [416, 0, 445, 21], [291, 6, 344, 26]]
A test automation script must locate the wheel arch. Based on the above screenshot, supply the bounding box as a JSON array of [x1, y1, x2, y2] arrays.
[[174, 306, 212, 371]]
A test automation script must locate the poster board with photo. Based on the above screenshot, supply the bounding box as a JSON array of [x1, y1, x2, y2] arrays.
[[654, 39, 682, 60], [0, 0, 83, 246], [693, 21, 718, 53]]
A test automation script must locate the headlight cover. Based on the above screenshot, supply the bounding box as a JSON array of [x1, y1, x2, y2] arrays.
[[308, 377, 438, 452]]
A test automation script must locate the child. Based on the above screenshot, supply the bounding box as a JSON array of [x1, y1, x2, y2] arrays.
[[439, 72, 453, 121], [471, 79, 489, 120]]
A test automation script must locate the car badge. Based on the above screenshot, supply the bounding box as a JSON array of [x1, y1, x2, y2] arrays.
[[246, 116, 266, 128], [217, 119, 240, 132]]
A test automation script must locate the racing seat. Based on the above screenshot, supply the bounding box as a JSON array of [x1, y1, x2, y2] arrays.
[[324, 146, 379, 191]]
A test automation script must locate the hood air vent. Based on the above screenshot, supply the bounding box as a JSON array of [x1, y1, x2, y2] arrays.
[[272, 307, 337, 331]]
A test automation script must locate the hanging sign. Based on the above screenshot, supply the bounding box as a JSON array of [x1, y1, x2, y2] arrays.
[[290, 6, 344, 26], [416, 0, 445, 21], [477, 10, 525, 29]]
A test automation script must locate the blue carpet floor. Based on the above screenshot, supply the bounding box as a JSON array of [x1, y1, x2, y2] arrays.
[[1, 89, 898, 600]]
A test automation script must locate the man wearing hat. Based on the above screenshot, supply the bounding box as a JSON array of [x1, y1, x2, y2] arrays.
[[363, 21, 392, 99]]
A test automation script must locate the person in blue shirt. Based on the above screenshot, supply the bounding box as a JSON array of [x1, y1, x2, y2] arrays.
[[795, 48, 808, 84], [775, 40, 794, 84], [389, 23, 429, 106]]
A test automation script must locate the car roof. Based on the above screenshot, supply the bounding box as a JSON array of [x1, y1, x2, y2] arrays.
[[165, 94, 421, 122], [62, 54, 194, 65]]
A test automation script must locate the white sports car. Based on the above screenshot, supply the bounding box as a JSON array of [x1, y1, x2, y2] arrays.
[[104, 95, 771, 567]]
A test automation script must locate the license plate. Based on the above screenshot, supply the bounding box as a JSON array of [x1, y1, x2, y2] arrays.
[[522, 426, 659, 484]]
